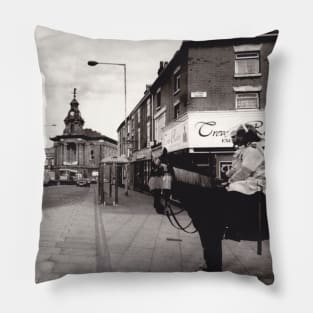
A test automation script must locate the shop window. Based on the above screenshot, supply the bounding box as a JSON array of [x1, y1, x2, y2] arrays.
[[219, 161, 233, 180], [235, 92, 259, 109], [235, 51, 260, 76]]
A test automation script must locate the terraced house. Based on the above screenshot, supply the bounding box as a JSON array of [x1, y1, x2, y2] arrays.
[[117, 31, 278, 191]]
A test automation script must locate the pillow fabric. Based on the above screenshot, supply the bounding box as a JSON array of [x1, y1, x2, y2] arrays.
[[35, 26, 278, 284]]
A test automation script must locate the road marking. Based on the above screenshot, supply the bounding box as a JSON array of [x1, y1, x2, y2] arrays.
[[93, 185, 112, 272]]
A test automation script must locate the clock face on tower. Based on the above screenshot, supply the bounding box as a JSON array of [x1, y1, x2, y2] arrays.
[[70, 111, 75, 116]]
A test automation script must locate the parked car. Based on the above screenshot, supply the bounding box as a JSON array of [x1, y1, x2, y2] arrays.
[[76, 177, 91, 187]]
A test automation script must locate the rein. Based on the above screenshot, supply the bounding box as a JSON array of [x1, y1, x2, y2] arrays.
[[165, 203, 197, 234]]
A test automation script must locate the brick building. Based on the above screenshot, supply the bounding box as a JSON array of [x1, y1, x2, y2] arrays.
[[118, 31, 278, 190], [51, 88, 117, 179]]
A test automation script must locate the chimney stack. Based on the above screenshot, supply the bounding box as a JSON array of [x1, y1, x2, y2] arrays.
[[157, 61, 164, 75]]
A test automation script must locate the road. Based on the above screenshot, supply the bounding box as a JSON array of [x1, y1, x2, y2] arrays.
[[42, 184, 90, 209], [36, 184, 97, 282]]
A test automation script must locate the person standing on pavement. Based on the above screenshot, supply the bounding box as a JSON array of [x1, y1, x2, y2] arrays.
[[160, 148, 174, 211], [149, 157, 164, 214]]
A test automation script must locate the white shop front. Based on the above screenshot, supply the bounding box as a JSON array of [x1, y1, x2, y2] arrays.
[[162, 110, 265, 178]]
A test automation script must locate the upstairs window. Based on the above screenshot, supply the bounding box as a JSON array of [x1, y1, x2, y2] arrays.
[[235, 51, 260, 76], [147, 98, 151, 117], [131, 116, 134, 132], [174, 101, 180, 119], [174, 73, 181, 93], [156, 89, 161, 109], [155, 112, 165, 144], [137, 109, 141, 124], [146, 121, 151, 148], [127, 120, 130, 134], [90, 149, 95, 160], [137, 128, 141, 150], [235, 92, 259, 109]]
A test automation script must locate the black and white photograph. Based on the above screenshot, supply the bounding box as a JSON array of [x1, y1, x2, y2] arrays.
[[2, 1, 313, 313], [36, 26, 276, 284]]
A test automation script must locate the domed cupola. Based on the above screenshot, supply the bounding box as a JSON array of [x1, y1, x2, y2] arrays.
[[63, 88, 85, 134]]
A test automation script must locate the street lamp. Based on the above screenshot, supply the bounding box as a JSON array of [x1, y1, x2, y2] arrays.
[[88, 60, 129, 196]]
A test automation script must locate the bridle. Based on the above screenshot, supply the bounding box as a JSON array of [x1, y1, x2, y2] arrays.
[[165, 202, 197, 234]]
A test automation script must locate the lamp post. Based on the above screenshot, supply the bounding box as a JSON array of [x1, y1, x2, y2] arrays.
[[88, 60, 129, 196]]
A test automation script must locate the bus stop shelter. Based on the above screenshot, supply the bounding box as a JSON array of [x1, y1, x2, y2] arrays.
[[98, 155, 129, 205]]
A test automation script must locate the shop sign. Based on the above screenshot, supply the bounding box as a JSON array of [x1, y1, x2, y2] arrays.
[[63, 161, 78, 165], [162, 119, 189, 152], [161, 111, 265, 152], [188, 111, 265, 148], [191, 91, 207, 98]]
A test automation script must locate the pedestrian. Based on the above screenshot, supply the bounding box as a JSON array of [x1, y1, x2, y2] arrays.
[[149, 157, 164, 214], [160, 148, 174, 212]]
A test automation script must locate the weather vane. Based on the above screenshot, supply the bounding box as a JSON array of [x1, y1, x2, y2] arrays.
[[73, 88, 77, 99]]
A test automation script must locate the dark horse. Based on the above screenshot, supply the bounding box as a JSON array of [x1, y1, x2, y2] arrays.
[[170, 166, 270, 272]]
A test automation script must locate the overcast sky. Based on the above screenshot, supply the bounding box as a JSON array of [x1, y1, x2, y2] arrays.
[[36, 26, 181, 147]]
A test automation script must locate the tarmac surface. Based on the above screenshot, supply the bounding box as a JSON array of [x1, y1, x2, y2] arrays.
[[36, 184, 273, 283]]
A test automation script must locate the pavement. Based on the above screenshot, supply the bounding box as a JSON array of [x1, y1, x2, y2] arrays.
[[36, 184, 273, 282]]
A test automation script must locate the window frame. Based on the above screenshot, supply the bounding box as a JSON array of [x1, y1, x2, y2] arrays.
[[146, 121, 151, 148], [234, 51, 261, 77], [235, 92, 259, 110], [154, 111, 166, 144], [173, 73, 181, 94], [173, 100, 180, 120], [147, 98, 151, 117], [156, 89, 161, 110], [137, 108, 141, 124], [137, 127, 141, 150]]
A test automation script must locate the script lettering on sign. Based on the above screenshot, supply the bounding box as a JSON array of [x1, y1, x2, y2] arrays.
[[247, 120, 264, 135], [195, 121, 232, 144], [195, 119, 264, 145], [162, 121, 188, 152]]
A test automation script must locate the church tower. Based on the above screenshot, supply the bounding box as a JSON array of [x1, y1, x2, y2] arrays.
[[63, 88, 85, 134]]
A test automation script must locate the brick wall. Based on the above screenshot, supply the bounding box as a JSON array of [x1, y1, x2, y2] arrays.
[[187, 41, 274, 111], [152, 60, 188, 127]]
